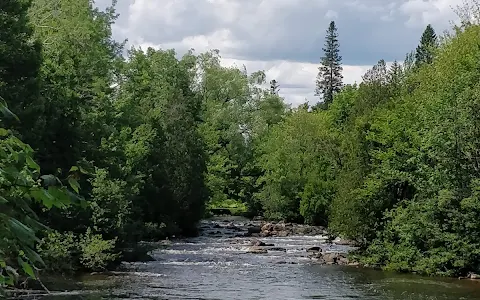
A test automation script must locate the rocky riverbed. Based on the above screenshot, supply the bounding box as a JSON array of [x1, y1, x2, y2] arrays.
[[12, 216, 480, 300], [201, 216, 357, 266]]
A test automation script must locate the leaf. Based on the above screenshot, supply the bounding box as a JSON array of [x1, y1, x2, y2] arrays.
[[0, 196, 7, 204], [67, 176, 80, 193], [69, 166, 79, 172], [0, 97, 19, 122], [0, 128, 9, 137], [23, 247, 44, 267], [47, 186, 71, 208], [18, 257, 36, 279], [8, 218, 38, 245], [26, 156, 40, 172], [40, 174, 60, 187], [31, 188, 55, 209]]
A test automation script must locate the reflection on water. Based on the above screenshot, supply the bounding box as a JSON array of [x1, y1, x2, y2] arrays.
[[22, 218, 480, 300]]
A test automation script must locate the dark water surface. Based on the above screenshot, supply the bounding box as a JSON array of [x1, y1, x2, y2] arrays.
[[22, 218, 480, 300]]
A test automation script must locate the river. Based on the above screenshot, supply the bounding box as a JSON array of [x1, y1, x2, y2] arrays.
[[19, 217, 480, 300]]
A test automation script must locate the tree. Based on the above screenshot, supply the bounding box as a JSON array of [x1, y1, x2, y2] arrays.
[[0, 0, 43, 146], [387, 60, 403, 96], [270, 79, 280, 95], [315, 21, 343, 108], [415, 24, 438, 67]]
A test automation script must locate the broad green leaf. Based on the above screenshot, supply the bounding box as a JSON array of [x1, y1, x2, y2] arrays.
[[26, 156, 40, 172], [69, 166, 79, 172], [8, 218, 38, 245], [47, 186, 71, 207], [31, 188, 55, 209], [0, 97, 19, 121], [0, 128, 9, 137], [24, 247, 45, 267], [40, 174, 60, 187], [18, 258, 36, 279], [0, 196, 7, 204], [68, 176, 80, 193]]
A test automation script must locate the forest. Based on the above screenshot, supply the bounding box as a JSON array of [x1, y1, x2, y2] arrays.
[[2, 0, 480, 293]]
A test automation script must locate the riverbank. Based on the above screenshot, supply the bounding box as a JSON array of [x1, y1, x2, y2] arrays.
[[10, 216, 480, 300]]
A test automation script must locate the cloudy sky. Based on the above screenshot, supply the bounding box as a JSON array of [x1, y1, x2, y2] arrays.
[[94, 0, 463, 106]]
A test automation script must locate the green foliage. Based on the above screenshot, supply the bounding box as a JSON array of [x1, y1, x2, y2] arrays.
[[36, 231, 77, 273], [79, 228, 118, 272], [37, 229, 118, 273], [256, 109, 340, 224], [3, 0, 480, 287], [0, 104, 81, 291]]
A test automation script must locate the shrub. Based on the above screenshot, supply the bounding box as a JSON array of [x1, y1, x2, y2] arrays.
[[79, 228, 118, 272]]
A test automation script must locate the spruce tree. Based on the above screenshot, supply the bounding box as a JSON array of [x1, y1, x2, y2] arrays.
[[415, 24, 437, 67], [315, 21, 343, 108], [387, 60, 403, 96], [270, 79, 280, 95]]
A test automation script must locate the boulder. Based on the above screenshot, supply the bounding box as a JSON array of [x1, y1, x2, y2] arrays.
[[273, 223, 285, 231], [247, 226, 262, 234], [278, 231, 290, 237], [321, 252, 349, 265], [247, 246, 268, 254], [268, 247, 287, 252], [468, 272, 480, 279], [122, 248, 155, 262], [333, 237, 357, 246], [251, 239, 274, 247], [307, 246, 322, 252], [260, 231, 271, 237], [261, 223, 274, 232]]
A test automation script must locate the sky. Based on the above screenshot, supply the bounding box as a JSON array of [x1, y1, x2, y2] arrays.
[[94, 0, 463, 106]]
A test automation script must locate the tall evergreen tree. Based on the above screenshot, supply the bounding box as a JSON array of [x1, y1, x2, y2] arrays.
[[315, 21, 343, 108], [387, 60, 403, 96], [270, 79, 280, 95], [415, 24, 438, 67]]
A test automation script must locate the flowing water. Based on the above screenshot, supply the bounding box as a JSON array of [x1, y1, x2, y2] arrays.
[[18, 217, 480, 300]]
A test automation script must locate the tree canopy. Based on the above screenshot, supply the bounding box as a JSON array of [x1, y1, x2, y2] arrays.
[[3, 0, 480, 292]]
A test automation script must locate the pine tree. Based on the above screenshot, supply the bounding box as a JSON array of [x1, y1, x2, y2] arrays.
[[315, 21, 343, 108], [270, 79, 280, 95], [387, 60, 403, 96], [415, 24, 437, 67]]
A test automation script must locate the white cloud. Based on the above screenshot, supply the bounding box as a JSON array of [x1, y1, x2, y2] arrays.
[[93, 0, 468, 106], [400, 0, 462, 28], [325, 10, 339, 20], [199, 55, 370, 106]]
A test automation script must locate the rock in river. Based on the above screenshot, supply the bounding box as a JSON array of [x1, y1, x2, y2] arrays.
[[247, 246, 268, 254], [251, 239, 274, 247], [247, 226, 262, 234]]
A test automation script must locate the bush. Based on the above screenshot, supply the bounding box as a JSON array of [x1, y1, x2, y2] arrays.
[[37, 228, 118, 273], [37, 231, 77, 273], [79, 228, 118, 272]]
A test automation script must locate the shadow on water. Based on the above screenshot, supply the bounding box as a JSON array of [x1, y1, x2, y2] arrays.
[[18, 218, 480, 300]]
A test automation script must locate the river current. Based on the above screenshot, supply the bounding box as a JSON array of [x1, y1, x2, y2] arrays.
[[22, 217, 480, 300]]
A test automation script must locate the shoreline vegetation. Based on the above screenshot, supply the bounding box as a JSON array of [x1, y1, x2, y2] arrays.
[[3, 0, 480, 295]]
